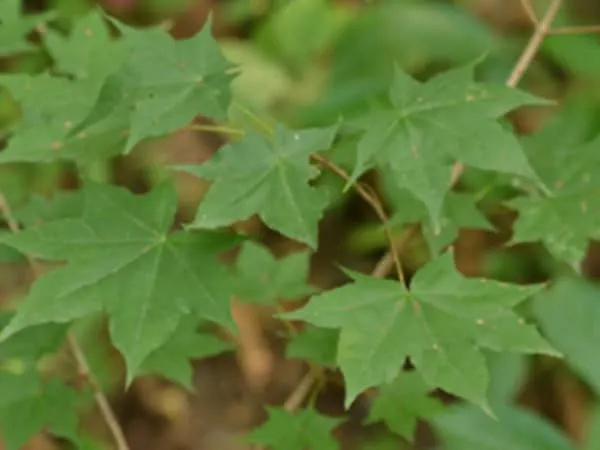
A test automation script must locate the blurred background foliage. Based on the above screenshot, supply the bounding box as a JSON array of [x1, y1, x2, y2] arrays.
[[3, 0, 600, 449]]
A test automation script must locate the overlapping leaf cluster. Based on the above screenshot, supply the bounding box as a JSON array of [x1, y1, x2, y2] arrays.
[[0, 4, 578, 449]]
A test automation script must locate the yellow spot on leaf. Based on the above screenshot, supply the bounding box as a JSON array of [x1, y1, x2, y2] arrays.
[[411, 144, 418, 158]]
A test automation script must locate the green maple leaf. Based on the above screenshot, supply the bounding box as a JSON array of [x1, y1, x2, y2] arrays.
[[508, 123, 600, 263], [14, 190, 83, 226], [183, 125, 337, 248], [0, 74, 126, 163], [245, 407, 342, 450], [382, 172, 494, 253], [365, 371, 443, 441], [351, 62, 546, 227], [234, 241, 314, 303], [284, 253, 559, 409], [0, 313, 66, 363], [140, 317, 234, 389], [0, 372, 81, 450], [70, 18, 234, 154], [0, 182, 239, 380], [0, 0, 54, 54], [44, 9, 127, 81], [287, 326, 338, 367]]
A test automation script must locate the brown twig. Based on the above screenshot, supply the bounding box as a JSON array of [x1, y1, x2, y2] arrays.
[[310, 153, 407, 288], [0, 193, 130, 450], [520, 0, 539, 25], [66, 335, 131, 450], [507, 0, 562, 88], [550, 24, 600, 35], [283, 369, 320, 412]]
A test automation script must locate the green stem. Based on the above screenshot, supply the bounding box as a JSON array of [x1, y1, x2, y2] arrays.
[[232, 101, 275, 136]]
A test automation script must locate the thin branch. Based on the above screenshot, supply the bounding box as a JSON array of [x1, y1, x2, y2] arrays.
[[66, 335, 131, 450], [507, 0, 563, 88], [371, 225, 419, 280], [520, 0, 539, 25], [283, 369, 319, 412], [310, 154, 407, 289], [0, 193, 130, 450], [550, 24, 600, 35]]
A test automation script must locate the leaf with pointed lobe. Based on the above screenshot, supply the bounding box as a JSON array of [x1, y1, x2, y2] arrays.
[[0, 182, 240, 381], [382, 173, 493, 254], [0, 0, 54, 55], [351, 62, 546, 227], [0, 313, 66, 363], [44, 9, 127, 82], [284, 253, 558, 409], [234, 241, 314, 304], [245, 407, 342, 450], [366, 371, 443, 441], [183, 124, 337, 248], [70, 19, 234, 154], [509, 130, 600, 264], [0, 74, 126, 163], [0, 373, 82, 450], [140, 317, 234, 389], [286, 326, 338, 367]]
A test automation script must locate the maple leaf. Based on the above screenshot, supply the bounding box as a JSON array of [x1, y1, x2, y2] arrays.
[[44, 9, 127, 82], [382, 173, 494, 253], [0, 10, 130, 164], [366, 371, 443, 441], [286, 326, 338, 367], [234, 241, 314, 304], [350, 62, 546, 227], [183, 124, 337, 248], [140, 317, 234, 389], [508, 122, 600, 263], [0, 372, 81, 450], [70, 18, 234, 154], [0, 182, 239, 380], [284, 253, 558, 409], [0, 0, 54, 55], [0, 74, 126, 163], [245, 407, 342, 450], [14, 190, 83, 226], [0, 313, 66, 363]]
